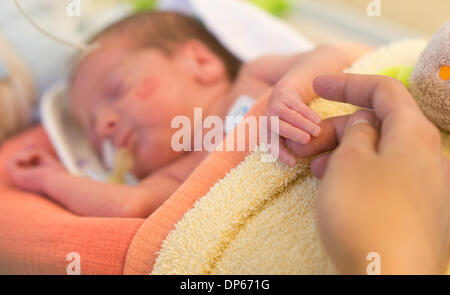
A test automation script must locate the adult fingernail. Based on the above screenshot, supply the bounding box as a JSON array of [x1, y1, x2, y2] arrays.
[[300, 134, 311, 144], [350, 118, 370, 127], [312, 125, 321, 137]]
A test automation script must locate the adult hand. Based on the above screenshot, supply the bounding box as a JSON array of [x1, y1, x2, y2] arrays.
[[263, 44, 373, 167], [290, 74, 450, 274]]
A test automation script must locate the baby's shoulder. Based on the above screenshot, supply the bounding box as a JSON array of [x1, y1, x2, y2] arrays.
[[230, 62, 272, 99]]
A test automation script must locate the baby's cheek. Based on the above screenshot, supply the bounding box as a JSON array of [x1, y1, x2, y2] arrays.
[[133, 76, 160, 101]]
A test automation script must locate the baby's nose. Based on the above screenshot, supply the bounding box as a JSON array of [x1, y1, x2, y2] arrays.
[[96, 112, 118, 139]]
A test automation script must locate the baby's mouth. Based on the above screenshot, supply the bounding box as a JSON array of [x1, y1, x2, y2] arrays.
[[117, 131, 137, 150]]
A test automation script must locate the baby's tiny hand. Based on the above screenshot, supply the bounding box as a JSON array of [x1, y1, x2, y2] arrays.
[[265, 81, 322, 166], [6, 146, 65, 194]]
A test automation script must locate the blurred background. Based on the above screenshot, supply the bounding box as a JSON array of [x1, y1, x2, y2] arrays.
[[287, 0, 450, 44], [0, 0, 448, 141], [3, 0, 449, 79], [1, 0, 449, 98]]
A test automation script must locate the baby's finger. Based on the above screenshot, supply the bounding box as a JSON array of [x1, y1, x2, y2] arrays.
[[279, 120, 311, 144], [12, 150, 36, 166], [280, 107, 321, 137], [13, 149, 42, 167], [276, 140, 297, 167], [37, 151, 60, 166], [283, 91, 322, 125], [6, 160, 30, 184], [6, 157, 20, 174], [313, 74, 423, 150], [286, 115, 348, 158], [23, 141, 38, 150], [7, 167, 41, 193]]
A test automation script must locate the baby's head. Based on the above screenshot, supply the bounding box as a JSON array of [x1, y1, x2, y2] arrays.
[[70, 12, 241, 178]]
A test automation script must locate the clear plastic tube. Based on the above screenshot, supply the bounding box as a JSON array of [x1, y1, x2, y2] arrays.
[[13, 0, 92, 51]]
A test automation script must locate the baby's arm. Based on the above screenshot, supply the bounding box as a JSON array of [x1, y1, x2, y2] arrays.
[[247, 43, 373, 87], [247, 43, 373, 166], [7, 147, 206, 218], [41, 171, 171, 218]]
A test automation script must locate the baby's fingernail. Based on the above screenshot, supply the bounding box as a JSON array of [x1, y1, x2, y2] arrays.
[[313, 116, 322, 125], [308, 112, 321, 125]]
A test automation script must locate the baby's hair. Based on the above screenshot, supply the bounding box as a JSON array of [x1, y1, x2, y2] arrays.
[[88, 11, 242, 81]]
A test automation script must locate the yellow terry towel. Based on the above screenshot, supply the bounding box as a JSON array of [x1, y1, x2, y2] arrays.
[[152, 40, 450, 275]]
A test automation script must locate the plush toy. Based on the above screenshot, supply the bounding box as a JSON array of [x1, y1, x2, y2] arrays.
[[248, 0, 292, 17], [131, 0, 159, 12], [378, 66, 415, 88], [409, 21, 450, 132], [379, 21, 449, 132], [130, 0, 293, 17]]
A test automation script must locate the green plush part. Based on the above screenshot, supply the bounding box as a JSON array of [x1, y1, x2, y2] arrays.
[[128, 0, 293, 16], [378, 65, 415, 89], [129, 0, 159, 12], [248, 0, 293, 17]]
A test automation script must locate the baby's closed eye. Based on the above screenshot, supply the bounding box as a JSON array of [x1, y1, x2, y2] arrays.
[[103, 77, 127, 100]]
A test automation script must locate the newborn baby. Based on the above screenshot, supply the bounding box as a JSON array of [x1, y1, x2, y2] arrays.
[[6, 12, 371, 217]]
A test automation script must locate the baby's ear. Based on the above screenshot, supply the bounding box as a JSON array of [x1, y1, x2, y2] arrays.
[[179, 40, 227, 84]]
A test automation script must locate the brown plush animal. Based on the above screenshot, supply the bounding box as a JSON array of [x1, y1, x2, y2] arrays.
[[410, 21, 450, 132]]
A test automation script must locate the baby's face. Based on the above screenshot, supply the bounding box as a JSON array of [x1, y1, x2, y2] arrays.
[[71, 41, 198, 178]]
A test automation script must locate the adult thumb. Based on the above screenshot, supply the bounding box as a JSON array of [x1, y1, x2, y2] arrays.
[[338, 109, 380, 154]]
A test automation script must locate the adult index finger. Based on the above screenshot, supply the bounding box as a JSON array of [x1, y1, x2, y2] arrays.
[[313, 74, 425, 147]]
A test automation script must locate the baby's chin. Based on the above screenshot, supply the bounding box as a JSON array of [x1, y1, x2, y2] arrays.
[[131, 166, 147, 180], [131, 139, 187, 179], [132, 153, 183, 179], [131, 154, 164, 179]]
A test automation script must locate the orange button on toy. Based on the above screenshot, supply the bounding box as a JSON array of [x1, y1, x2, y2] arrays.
[[439, 65, 450, 81]]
